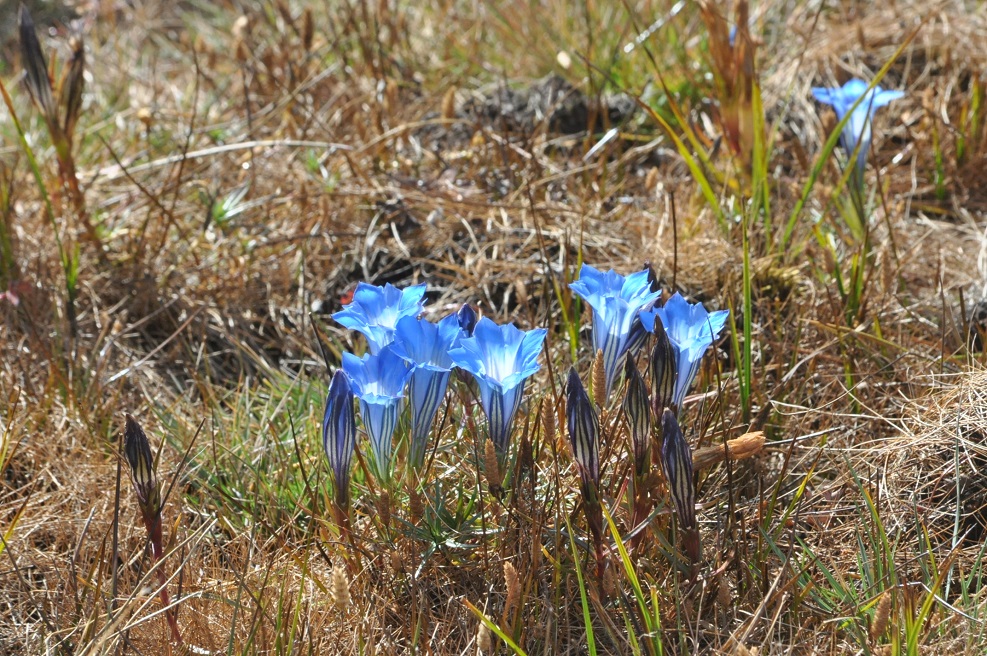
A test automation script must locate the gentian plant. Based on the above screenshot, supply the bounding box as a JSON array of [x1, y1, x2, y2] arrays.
[[569, 264, 661, 399], [811, 79, 904, 186], [659, 408, 699, 565], [390, 314, 462, 470], [643, 293, 729, 413], [342, 345, 413, 482], [621, 360, 653, 548], [332, 282, 427, 354], [449, 317, 546, 459], [322, 369, 356, 511], [566, 368, 604, 579], [123, 414, 182, 644]]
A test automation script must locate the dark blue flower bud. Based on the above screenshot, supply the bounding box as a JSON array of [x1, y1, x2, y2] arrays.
[[566, 367, 600, 486], [456, 303, 478, 336], [323, 369, 356, 508]]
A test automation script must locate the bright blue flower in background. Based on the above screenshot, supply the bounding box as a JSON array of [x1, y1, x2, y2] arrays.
[[811, 79, 904, 182], [322, 369, 356, 509], [390, 314, 463, 469], [449, 318, 547, 456], [342, 345, 413, 481], [642, 293, 729, 411], [332, 282, 427, 354], [569, 264, 661, 399]]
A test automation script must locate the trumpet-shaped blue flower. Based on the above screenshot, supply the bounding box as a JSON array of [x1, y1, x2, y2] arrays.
[[322, 370, 356, 508], [569, 264, 662, 399], [811, 79, 904, 182], [332, 282, 427, 354], [448, 318, 547, 455], [390, 314, 463, 469], [642, 293, 729, 412], [341, 345, 412, 481]]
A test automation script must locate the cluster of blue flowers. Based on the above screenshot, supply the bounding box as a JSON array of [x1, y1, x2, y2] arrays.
[[322, 265, 731, 542], [568, 263, 729, 411], [565, 264, 729, 566], [322, 282, 546, 505]]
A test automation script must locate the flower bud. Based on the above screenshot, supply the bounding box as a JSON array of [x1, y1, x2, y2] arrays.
[[124, 414, 161, 522], [649, 318, 676, 417], [566, 368, 599, 486], [622, 359, 651, 477]]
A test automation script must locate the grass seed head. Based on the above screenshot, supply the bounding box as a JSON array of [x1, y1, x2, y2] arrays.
[[476, 621, 492, 654], [591, 349, 607, 409], [692, 431, 765, 470], [541, 398, 556, 446], [301, 8, 314, 51], [871, 591, 892, 641], [483, 438, 502, 492], [441, 86, 457, 121], [331, 565, 352, 611], [503, 561, 520, 613]]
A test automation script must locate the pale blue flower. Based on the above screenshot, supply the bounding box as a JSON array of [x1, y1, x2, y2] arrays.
[[332, 282, 427, 354], [811, 79, 904, 182], [341, 345, 412, 481], [322, 369, 356, 508], [642, 293, 729, 411], [448, 318, 547, 455], [390, 314, 463, 469], [569, 264, 661, 399]]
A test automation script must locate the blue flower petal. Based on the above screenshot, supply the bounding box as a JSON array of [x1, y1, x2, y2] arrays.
[[448, 318, 546, 454], [341, 346, 412, 480], [569, 264, 661, 397], [332, 282, 427, 353], [812, 78, 904, 181], [652, 293, 729, 411]]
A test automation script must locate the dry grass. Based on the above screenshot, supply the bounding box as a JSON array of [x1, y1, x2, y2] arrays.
[[2, 0, 987, 654]]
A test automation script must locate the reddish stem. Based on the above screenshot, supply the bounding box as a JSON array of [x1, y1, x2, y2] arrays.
[[146, 515, 183, 644]]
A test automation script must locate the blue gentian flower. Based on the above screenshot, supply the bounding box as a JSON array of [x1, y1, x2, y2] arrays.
[[642, 293, 729, 412], [332, 282, 427, 354], [390, 314, 463, 469], [341, 345, 413, 481], [457, 303, 478, 336], [322, 370, 356, 508], [811, 79, 904, 182], [568, 264, 662, 399], [448, 318, 547, 456]]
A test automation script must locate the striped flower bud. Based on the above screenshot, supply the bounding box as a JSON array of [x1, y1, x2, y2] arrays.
[[622, 359, 651, 478], [322, 369, 356, 509], [566, 368, 599, 486], [59, 35, 85, 140], [660, 409, 695, 532], [124, 414, 161, 523], [17, 6, 57, 124], [648, 318, 676, 417], [456, 303, 478, 336]]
